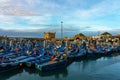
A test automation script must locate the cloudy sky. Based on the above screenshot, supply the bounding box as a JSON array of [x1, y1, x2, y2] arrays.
[[0, 0, 120, 38]]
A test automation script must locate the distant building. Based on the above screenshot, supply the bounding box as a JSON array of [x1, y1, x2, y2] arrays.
[[92, 36, 101, 39], [116, 34, 120, 39], [74, 33, 85, 40], [101, 32, 112, 38], [44, 32, 56, 39]]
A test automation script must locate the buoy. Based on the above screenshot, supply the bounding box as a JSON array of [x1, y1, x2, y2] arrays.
[[19, 63, 23, 67], [51, 56, 55, 60], [1, 57, 5, 61]]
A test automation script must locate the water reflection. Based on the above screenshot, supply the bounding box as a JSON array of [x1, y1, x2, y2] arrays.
[[0, 67, 68, 80], [0, 53, 120, 80], [24, 67, 68, 79], [72, 53, 120, 73], [0, 68, 23, 80]]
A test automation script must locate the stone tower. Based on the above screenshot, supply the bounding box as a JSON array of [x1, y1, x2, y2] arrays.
[[44, 32, 56, 39]]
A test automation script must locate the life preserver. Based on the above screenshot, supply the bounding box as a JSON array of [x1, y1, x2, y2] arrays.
[[34, 50, 37, 54], [51, 56, 55, 60], [1, 57, 5, 61], [19, 63, 23, 67]]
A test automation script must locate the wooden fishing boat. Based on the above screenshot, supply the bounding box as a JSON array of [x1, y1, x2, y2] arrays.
[[0, 55, 34, 73], [25, 56, 50, 68], [35, 59, 67, 72], [0, 56, 28, 73], [75, 49, 87, 60], [0, 62, 19, 73]]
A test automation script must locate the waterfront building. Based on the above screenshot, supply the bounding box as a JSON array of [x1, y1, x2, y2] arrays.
[[44, 32, 56, 40], [74, 33, 85, 40]]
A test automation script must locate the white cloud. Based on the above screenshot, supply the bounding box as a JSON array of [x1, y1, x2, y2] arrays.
[[0, 0, 41, 16], [84, 25, 113, 31], [73, 0, 120, 18], [0, 0, 11, 3], [0, 0, 119, 37], [0, 0, 61, 16]]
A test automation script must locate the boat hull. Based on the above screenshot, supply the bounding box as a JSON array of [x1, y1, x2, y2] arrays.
[[0, 62, 19, 73], [36, 60, 67, 72]]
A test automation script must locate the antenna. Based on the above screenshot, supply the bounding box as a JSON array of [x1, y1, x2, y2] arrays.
[[61, 21, 63, 39]]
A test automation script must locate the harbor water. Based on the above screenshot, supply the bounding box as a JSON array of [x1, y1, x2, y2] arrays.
[[0, 53, 120, 80]]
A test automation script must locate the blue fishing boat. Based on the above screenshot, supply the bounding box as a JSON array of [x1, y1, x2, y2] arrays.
[[67, 47, 86, 61], [0, 51, 40, 72], [85, 48, 97, 58], [97, 46, 112, 56], [67, 48, 79, 60], [0, 56, 28, 73], [25, 55, 50, 68], [0, 62, 19, 73], [74, 49, 87, 60], [35, 58, 67, 72]]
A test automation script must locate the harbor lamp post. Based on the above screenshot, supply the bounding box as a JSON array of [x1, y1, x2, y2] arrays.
[[61, 21, 63, 39]]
